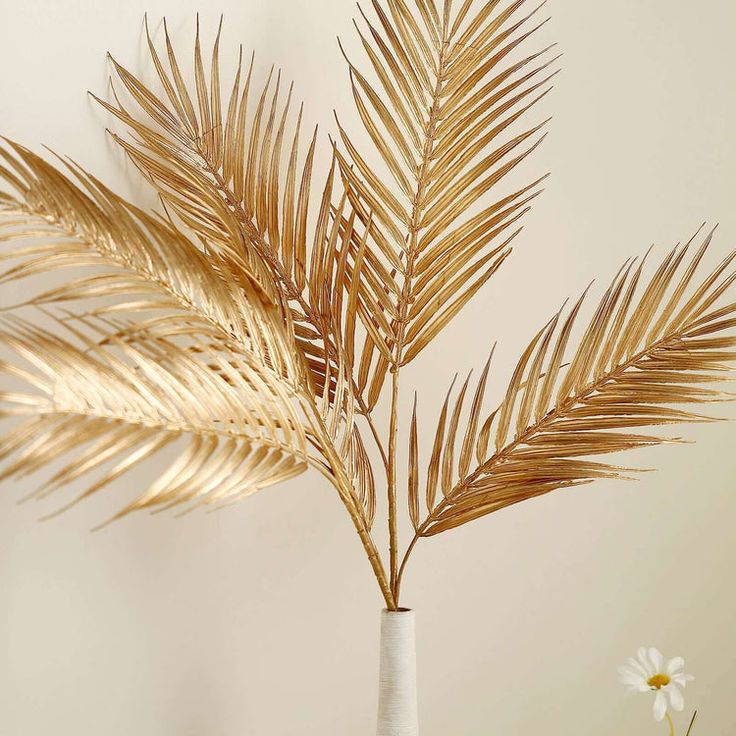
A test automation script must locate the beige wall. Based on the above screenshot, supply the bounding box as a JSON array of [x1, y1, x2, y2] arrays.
[[1, 1, 735, 734]]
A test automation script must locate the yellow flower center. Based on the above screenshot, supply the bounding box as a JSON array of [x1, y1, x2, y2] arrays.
[[647, 673, 670, 689]]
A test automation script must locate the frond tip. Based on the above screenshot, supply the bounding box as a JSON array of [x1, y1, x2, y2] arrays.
[[409, 229, 736, 536]]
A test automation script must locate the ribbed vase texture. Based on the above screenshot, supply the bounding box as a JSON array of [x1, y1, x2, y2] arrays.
[[376, 608, 419, 736]]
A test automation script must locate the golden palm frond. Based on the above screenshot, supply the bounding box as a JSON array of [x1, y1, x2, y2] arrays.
[[403, 230, 736, 546], [0, 314, 308, 522], [0, 139, 300, 385], [335, 0, 556, 404], [0, 141, 311, 516], [334, 0, 558, 592], [95, 17, 353, 401]]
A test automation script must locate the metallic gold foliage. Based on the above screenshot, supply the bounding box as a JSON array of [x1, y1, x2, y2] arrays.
[[0, 316, 308, 522], [406, 232, 736, 537], [335, 0, 556, 405], [1, 2, 734, 610]]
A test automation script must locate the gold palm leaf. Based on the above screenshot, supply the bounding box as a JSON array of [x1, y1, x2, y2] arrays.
[[0, 314, 308, 522], [334, 0, 557, 404], [0, 135, 390, 597], [94, 16, 350, 401], [0, 139, 298, 381], [0, 123, 391, 599], [0, 139, 313, 517], [404, 230, 736, 547]]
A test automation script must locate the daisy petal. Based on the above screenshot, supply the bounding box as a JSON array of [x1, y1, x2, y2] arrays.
[[619, 671, 646, 686], [666, 656, 685, 675], [637, 649, 654, 677], [673, 673, 694, 687], [648, 647, 664, 674], [624, 683, 650, 696], [668, 685, 685, 712], [653, 690, 668, 722], [627, 657, 650, 679]]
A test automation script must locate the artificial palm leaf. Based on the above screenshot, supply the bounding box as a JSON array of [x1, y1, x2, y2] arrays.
[[0, 315, 308, 521], [0, 134, 390, 602], [0, 139, 296, 378], [95, 17, 351, 402], [403, 230, 736, 550], [334, 0, 557, 405]]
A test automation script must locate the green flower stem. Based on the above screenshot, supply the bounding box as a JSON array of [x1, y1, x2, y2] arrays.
[[665, 713, 675, 736]]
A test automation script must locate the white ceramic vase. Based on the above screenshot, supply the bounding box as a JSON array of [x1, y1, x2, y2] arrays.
[[376, 608, 419, 736]]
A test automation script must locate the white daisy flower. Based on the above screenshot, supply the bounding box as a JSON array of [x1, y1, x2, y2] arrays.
[[618, 647, 694, 722]]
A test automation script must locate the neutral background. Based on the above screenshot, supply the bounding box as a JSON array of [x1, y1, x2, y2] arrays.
[[1, 1, 735, 734]]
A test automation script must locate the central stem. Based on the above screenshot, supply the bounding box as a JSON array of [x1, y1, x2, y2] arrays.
[[387, 22, 451, 608], [387, 366, 401, 597]]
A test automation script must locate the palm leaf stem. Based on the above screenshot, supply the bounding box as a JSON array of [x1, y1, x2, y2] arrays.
[[302, 390, 395, 608], [386, 9, 453, 601]]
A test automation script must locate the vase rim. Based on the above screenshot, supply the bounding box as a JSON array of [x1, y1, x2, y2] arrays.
[[382, 607, 413, 614]]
